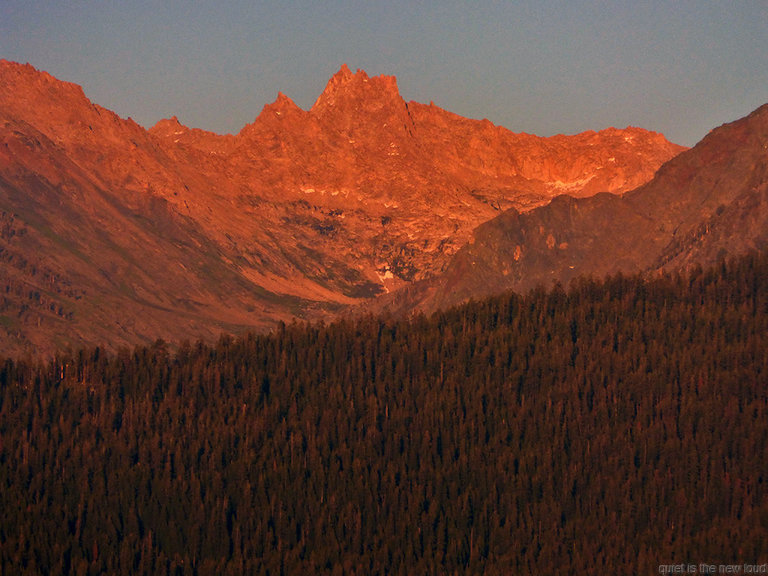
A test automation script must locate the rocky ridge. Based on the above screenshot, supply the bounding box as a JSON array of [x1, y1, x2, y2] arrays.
[[384, 103, 768, 314]]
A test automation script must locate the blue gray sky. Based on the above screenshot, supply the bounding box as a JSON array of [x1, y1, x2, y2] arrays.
[[2, 1, 767, 146]]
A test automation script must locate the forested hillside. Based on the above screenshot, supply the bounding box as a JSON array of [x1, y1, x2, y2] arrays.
[[2, 252, 768, 574]]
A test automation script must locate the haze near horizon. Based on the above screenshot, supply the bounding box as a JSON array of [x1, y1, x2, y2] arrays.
[[1, 1, 767, 147]]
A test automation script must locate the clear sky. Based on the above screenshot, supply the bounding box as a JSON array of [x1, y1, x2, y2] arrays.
[[2, 1, 767, 147]]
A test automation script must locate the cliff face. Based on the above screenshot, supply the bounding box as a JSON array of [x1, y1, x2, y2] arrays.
[[0, 60, 684, 354]]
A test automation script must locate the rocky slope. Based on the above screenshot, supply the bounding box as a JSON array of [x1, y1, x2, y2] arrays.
[[0, 60, 684, 355], [389, 103, 768, 314]]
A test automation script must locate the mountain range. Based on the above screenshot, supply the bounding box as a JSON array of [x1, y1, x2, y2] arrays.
[[4, 59, 765, 356]]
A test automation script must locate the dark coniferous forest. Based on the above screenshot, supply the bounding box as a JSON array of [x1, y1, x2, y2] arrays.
[[2, 252, 768, 575]]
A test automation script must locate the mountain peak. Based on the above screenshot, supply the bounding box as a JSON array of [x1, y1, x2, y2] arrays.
[[245, 92, 305, 131], [149, 116, 188, 138], [336, 62, 355, 80], [267, 91, 302, 114], [0, 59, 49, 82], [0, 59, 89, 110], [310, 64, 401, 114]]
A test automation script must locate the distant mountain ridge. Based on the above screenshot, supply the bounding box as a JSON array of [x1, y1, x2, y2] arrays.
[[0, 60, 686, 354]]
